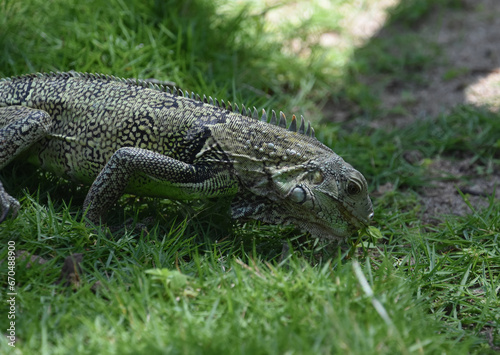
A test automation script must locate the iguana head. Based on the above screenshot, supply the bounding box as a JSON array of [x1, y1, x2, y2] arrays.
[[232, 154, 373, 240], [208, 107, 372, 240]]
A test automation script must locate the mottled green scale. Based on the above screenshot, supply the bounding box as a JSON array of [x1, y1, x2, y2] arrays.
[[1, 73, 225, 182], [0, 72, 373, 240]]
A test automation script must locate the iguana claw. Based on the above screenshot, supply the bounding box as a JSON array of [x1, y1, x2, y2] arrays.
[[0, 181, 20, 223]]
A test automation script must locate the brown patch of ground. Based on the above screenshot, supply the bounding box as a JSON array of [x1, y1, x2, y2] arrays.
[[420, 158, 500, 224], [329, 0, 500, 126], [370, 0, 500, 126], [330, 0, 500, 222]]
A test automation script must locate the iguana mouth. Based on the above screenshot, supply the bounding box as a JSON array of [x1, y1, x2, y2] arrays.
[[335, 202, 372, 231], [346, 207, 372, 228]]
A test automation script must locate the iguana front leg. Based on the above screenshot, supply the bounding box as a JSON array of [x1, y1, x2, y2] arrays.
[[0, 106, 53, 222], [83, 147, 238, 225]]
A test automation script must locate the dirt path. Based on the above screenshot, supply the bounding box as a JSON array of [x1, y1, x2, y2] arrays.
[[364, 0, 500, 126], [335, 0, 500, 223]]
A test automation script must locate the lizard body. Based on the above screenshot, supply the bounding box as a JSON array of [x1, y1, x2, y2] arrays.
[[0, 72, 373, 239]]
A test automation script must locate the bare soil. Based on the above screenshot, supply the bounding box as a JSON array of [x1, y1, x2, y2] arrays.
[[366, 0, 500, 125], [330, 0, 500, 223]]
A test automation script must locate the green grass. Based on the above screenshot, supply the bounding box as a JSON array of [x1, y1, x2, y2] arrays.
[[1, 0, 499, 353]]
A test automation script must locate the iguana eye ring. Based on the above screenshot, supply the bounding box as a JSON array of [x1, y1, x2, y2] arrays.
[[289, 186, 307, 203], [347, 181, 361, 196]]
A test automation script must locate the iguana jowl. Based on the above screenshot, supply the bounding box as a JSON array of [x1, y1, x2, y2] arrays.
[[0, 72, 373, 239]]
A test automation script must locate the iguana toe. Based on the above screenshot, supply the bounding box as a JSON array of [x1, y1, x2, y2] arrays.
[[0, 182, 20, 223]]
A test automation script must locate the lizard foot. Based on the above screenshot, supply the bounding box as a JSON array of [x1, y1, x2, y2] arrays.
[[0, 181, 20, 223]]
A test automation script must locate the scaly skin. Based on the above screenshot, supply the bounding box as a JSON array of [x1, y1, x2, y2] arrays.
[[0, 72, 373, 240]]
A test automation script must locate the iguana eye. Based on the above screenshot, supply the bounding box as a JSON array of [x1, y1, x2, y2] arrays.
[[347, 181, 361, 196], [289, 186, 307, 203]]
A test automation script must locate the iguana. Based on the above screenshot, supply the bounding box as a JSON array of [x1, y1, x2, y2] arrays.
[[0, 72, 373, 239]]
